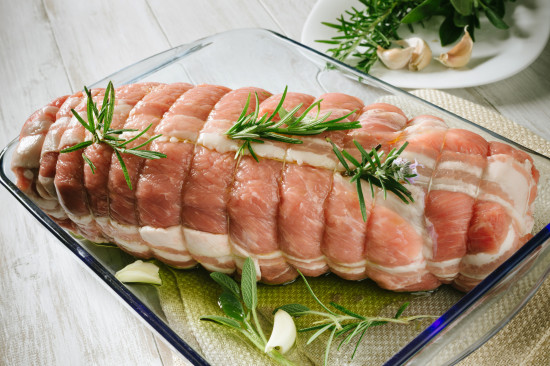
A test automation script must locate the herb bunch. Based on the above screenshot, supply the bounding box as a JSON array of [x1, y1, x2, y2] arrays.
[[276, 271, 436, 366], [318, 0, 515, 73], [225, 87, 361, 161], [60, 82, 166, 189], [200, 258, 294, 365], [329, 139, 418, 221], [318, 0, 419, 73]]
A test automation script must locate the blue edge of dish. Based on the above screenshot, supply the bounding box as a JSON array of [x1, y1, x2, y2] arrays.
[[2, 28, 550, 366]]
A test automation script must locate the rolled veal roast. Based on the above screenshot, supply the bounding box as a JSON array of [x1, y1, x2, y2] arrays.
[[11, 82, 539, 292]]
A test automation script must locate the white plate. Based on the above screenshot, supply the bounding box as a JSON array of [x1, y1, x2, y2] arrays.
[[301, 0, 550, 89]]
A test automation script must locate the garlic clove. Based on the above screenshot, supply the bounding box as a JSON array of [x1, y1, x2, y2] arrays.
[[438, 30, 473, 68], [398, 37, 432, 71], [264, 309, 297, 354], [377, 45, 414, 70], [115, 260, 162, 285]]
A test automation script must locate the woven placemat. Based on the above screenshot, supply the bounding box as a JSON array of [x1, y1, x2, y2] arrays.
[[159, 89, 550, 366]]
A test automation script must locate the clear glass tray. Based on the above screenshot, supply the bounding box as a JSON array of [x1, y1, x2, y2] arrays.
[[1, 28, 549, 366]]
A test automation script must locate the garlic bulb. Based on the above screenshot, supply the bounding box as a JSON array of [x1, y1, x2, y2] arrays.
[[265, 309, 297, 354], [377, 45, 414, 70], [400, 37, 432, 71], [438, 30, 473, 68]]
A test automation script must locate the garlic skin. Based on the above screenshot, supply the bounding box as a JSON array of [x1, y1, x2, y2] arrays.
[[438, 30, 473, 68], [399, 37, 432, 71], [264, 310, 297, 354], [377, 45, 414, 70], [115, 260, 162, 285]]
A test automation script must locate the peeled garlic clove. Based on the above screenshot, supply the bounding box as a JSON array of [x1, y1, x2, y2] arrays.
[[115, 260, 162, 285], [377, 45, 414, 70], [398, 37, 432, 71], [265, 310, 297, 354], [438, 30, 473, 68]]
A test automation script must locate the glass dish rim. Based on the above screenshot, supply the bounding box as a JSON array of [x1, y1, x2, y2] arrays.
[[1, 27, 549, 366]]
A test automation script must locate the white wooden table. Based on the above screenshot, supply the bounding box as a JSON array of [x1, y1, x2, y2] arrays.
[[1, 1, 549, 365]]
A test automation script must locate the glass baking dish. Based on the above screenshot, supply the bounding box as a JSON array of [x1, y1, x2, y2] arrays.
[[1, 28, 549, 366]]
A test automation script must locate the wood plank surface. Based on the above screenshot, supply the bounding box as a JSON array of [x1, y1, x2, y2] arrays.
[[0, 0, 549, 365]]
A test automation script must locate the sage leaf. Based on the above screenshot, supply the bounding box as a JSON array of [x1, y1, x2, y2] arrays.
[[453, 11, 470, 27], [439, 15, 464, 46], [402, 0, 442, 23], [484, 7, 509, 29], [241, 257, 258, 311], [219, 291, 245, 322], [210, 272, 240, 298], [451, 0, 473, 15]]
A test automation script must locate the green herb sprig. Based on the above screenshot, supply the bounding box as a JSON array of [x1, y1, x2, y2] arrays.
[[225, 86, 361, 161], [318, 0, 417, 73], [329, 139, 418, 221], [60, 81, 166, 189], [200, 258, 294, 365], [276, 271, 437, 366], [319, 0, 515, 73]]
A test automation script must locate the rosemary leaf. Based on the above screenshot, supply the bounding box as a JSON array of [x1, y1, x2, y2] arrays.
[[329, 302, 365, 320], [82, 153, 96, 174], [307, 324, 333, 345], [395, 302, 410, 318], [121, 149, 166, 159], [59, 140, 93, 153], [70, 108, 92, 132], [118, 123, 153, 147], [324, 327, 337, 366], [114, 149, 132, 190]]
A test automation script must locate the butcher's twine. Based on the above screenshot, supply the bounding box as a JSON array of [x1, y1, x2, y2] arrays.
[[158, 89, 550, 366]]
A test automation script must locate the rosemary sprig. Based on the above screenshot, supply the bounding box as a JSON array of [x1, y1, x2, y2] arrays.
[[60, 81, 166, 189], [225, 86, 361, 161], [328, 139, 418, 221], [276, 271, 437, 366], [318, 0, 419, 73], [200, 258, 295, 366]]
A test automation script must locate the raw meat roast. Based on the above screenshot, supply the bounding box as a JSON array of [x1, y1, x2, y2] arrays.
[[11, 83, 539, 292]]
